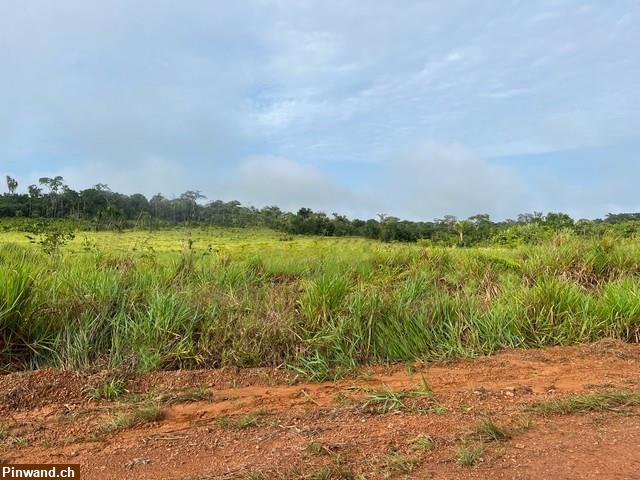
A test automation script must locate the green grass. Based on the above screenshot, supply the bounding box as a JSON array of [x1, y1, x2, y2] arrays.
[[356, 379, 440, 414], [473, 419, 512, 442], [360, 387, 410, 414], [380, 452, 420, 476], [457, 445, 484, 467], [0, 228, 639, 375], [528, 390, 640, 415], [307, 465, 357, 480], [214, 412, 265, 429], [86, 375, 127, 401], [411, 434, 435, 451], [101, 403, 165, 432], [305, 441, 326, 455]]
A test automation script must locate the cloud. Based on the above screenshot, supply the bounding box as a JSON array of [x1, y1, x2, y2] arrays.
[[381, 143, 528, 220], [221, 156, 375, 216], [0, 0, 262, 171], [48, 157, 188, 197], [0, 1, 639, 219]]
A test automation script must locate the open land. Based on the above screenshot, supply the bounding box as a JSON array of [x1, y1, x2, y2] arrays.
[[1, 228, 640, 478]]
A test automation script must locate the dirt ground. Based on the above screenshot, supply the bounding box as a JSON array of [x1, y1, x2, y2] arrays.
[[2, 340, 640, 479]]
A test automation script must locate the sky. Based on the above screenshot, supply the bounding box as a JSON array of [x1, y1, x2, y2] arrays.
[[1, 0, 639, 220]]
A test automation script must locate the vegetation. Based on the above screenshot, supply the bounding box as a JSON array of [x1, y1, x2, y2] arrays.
[[410, 434, 435, 451], [101, 403, 165, 432], [0, 224, 639, 374], [356, 378, 437, 414], [85, 375, 127, 401], [473, 419, 512, 442], [380, 451, 420, 476], [456, 445, 484, 467], [528, 390, 640, 415], [305, 442, 327, 455], [3, 176, 640, 245], [214, 413, 265, 430]]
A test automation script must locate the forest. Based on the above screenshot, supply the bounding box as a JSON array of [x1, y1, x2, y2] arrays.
[[2, 175, 639, 245]]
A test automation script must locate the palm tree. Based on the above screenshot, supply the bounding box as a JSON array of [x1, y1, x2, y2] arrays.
[[5, 176, 18, 195]]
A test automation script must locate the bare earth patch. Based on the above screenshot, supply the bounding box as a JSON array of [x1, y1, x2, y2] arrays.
[[2, 341, 640, 479]]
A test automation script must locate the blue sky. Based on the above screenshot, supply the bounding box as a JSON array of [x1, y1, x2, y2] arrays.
[[1, 0, 639, 220]]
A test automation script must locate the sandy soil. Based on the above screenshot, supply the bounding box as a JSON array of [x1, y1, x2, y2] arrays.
[[2, 340, 640, 479]]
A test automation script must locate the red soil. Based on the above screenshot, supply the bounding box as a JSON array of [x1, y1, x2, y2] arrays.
[[2, 340, 639, 479]]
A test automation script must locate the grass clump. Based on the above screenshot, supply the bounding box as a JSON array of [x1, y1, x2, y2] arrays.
[[241, 462, 356, 479], [7, 436, 29, 448], [381, 452, 420, 477], [306, 441, 326, 455], [360, 387, 411, 414], [356, 377, 442, 415], [473, 419, 512, 442], [411, 434, 435, 451], [289, 351, 353, 383], [457, 445, 484, 467], [528, 390, 640, 415], [86, 375, 127, 401], [214, 412, 265, 430], [307, 465, 356, 480], [101, 403, 164, 432]]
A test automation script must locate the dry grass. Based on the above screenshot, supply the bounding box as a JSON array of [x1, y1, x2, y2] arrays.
[[101, 403, 165, 432], [528, 390, 640, 415]]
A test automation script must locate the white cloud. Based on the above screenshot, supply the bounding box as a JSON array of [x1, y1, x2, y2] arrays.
[[1, 1, 639, 219], [221, 156, 375, 216], [52, 157, 187, 197], [381, 143, 528, 220]]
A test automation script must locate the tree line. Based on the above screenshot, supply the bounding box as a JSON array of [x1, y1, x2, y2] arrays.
[[1, 175, 639, 245]]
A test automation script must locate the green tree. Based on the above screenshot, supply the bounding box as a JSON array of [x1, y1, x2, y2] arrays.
[[27, 184, 42, 217], [544, 212, 574, 230], [5, 176, 18, 195], [454, 220, 472, 245]]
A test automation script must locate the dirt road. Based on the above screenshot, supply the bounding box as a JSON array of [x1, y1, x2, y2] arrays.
[[2, 340, 640, 479]]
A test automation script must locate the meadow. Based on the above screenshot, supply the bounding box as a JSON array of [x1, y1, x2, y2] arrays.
[[1, 226, 639, 378]]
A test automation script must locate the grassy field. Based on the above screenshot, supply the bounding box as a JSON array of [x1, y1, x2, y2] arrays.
[[1, 227, 639, 377]]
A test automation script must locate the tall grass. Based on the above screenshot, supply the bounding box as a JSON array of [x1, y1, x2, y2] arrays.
[[0, 231, 639, 374]]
